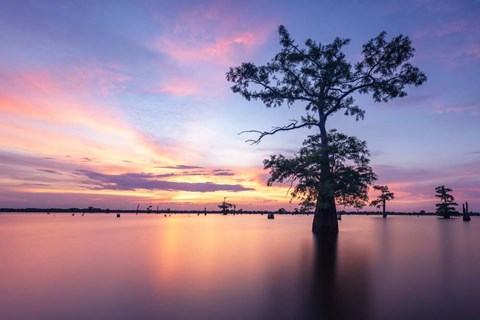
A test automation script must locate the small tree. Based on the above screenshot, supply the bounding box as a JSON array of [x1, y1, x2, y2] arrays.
[[370, 185, 395, 218], [435, 185, 458, 218], [227, 26, 426, 233], [218, 197, 235, 214], [264, 130, 377, 212]]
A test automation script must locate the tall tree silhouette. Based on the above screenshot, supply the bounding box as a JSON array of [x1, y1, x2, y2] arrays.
[[227, 26, 426, 233], [435, 185, 458, 219], [370, 185, 395, 218]]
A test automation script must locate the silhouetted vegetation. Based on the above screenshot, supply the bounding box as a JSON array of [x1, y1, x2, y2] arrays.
[[264, 130, 377, 211], [370, 185, 395, 218], [435, 185, 458, 218], [218, 197, 236, 214], [1, 207, 478, 217], [227, 25, 426, 233]]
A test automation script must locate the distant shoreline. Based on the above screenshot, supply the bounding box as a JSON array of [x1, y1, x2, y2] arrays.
[[1, 208, 478, 216]]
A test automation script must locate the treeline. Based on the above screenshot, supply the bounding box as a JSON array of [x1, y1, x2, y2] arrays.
[[1, 207, 478, 216]]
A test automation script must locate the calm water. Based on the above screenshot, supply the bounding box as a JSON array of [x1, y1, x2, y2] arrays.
[[1, 214, 479, 320]]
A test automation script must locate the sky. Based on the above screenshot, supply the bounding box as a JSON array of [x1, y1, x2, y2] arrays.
[[0, 0, 479, 212]]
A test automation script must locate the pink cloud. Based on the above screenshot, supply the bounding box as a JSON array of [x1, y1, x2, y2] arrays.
[[147, 1, 277, 97], [4, 63, 131, 97], [148, 78, 199, 96], [0, 68, 131, 124], [157, 30, 268, 67], [151, 26, 272, 97], [0, 69, 185, 172], [73, 65, 131, 96]]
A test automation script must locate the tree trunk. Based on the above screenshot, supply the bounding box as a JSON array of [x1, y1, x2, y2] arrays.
[[382, 201, 387, 218], [312, 115, 338, 233], [312, 196, 338, 233]]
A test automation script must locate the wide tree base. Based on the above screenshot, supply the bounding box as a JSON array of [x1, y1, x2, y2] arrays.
[[312, 208, 339, 233]]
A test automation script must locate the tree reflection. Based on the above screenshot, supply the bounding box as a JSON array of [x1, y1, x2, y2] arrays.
[[305, 234, 371, 320]]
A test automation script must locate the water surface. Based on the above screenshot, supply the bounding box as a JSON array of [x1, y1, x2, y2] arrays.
[[1, 214, 479, 319]]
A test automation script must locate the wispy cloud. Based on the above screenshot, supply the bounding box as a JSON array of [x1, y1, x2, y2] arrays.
[[37, 169, 63, 175], [158, 165, 205, 170], [212, 169, 235, 176], [432, 102, 480, 116]]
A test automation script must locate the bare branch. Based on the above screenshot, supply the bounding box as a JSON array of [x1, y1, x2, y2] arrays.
[[286, 177, 297, 197], [239, 120, 318, 145]]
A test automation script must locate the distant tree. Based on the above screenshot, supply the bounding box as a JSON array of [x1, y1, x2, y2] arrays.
[[227, 26, 426, 233], [218, 197, 235, 214], [264, 130, 377, 212], [370, 185, 395, 218], [435, 185, 458, 218]]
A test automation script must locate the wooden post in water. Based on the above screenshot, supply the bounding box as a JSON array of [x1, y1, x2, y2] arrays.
[[463, 202, 471, 221]]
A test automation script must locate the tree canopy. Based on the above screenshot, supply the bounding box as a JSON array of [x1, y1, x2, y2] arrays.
[[435, 185, 458, 219], [264, 130, 377, 211], [227, 25, 427, 143]]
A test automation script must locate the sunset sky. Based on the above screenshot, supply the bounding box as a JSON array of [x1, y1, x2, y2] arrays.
[[1, 0, 479, 212]]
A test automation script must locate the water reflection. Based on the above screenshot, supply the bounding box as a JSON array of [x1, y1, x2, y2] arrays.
[[260, 233, 371, 320], [309, 234, 371, 320], [2, 215, 480, 320], [307, 234, 340, 319]]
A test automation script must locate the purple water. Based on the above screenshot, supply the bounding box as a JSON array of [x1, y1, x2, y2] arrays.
[[1, 214, 479, 319]]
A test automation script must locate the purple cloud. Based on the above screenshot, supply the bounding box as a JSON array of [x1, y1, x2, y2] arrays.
[[37, 169, 62, 175], [157, 165, 205, 170], [76, 170, 254, 192], [212, 169, 235, 176]]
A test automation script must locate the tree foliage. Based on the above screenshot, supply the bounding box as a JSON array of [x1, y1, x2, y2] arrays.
[[227, 25, 427, 143], [435, 185, 458, 218], [370, 185, 395, 217], [218, 198, 235, 214], [264, 130, 377, 211]]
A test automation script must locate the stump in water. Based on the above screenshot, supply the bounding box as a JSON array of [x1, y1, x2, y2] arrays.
[[267, 213, 275, 219], [463, 202, 471, 222], [116, 213, 120, 218]]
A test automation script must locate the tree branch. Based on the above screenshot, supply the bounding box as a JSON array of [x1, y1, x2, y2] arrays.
[[248, 77, 318, 104], [279, 63, 319, 99], [239, 120, 318, 144], [288, 41, 325, 72]]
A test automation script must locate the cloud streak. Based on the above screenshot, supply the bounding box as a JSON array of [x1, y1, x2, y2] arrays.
[[77, 169, 254, 192]]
